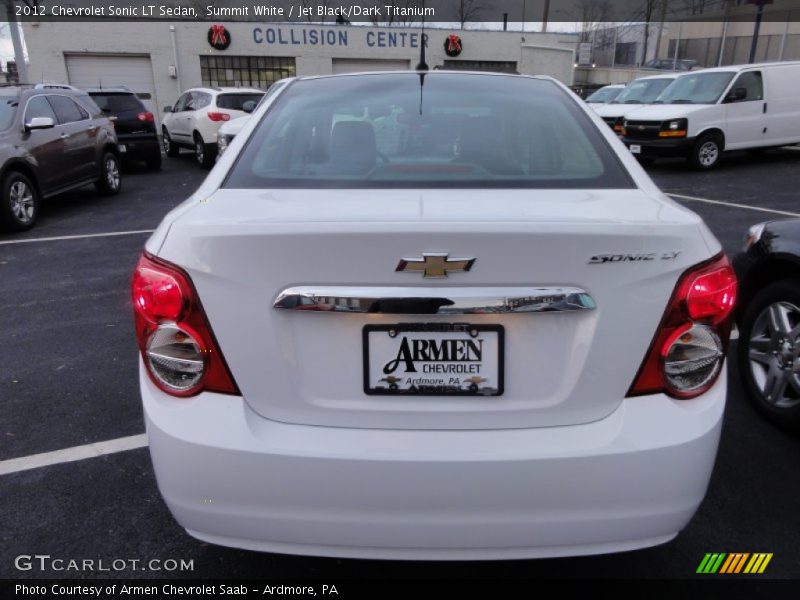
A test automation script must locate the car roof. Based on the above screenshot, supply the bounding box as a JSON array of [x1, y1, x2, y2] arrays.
[[683, 60, 800, 75], [188, 86, 264, 94], [632, 73, 680, 81], [85, 87, 136, 93]]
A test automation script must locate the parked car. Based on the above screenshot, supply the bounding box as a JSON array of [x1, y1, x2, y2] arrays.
[[643, 58, 698, 71], [87, 86, 161, 170], [584, 84, 625, 105], [620, 61, 800, 169], [161, 86, 264, 168], [216, 78, 293, 157], [592, 74, 679, 133], [0, 86, 120, 231], [734, 219, 800, 432], [133, 71, 736, 559]]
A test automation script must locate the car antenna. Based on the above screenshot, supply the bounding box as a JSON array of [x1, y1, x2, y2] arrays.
[[416, 4, 428, 115]]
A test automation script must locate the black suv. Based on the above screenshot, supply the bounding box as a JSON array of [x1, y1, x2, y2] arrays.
[[0, 86, 121, 231], [87, 87, 161, 170]]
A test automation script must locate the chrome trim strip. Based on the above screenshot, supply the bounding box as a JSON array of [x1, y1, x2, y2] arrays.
[[273, 286, 596, 315]]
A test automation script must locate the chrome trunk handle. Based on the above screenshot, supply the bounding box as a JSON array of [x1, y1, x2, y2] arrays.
[[273, 286, 595, 315]]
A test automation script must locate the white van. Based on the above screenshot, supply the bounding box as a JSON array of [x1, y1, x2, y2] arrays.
[[621, 61, 800, 169], [592, 74, 680, 132]]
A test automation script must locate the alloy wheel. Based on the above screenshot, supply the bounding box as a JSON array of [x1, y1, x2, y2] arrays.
[[9, 180, 34, 223], [698, 141, 719, 167], [748, 301, 800, 408], [106, 157, 120, 191]]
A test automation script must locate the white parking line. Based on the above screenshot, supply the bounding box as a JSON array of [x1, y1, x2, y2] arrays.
[[668, 193, 800, 218], [0, 229, 154, 246], [0, 434, 148, 476]]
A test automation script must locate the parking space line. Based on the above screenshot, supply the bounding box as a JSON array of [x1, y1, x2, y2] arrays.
[[0, 434, 148, 476], [0, 229, 155, 246], [667, 193, 800, 218]]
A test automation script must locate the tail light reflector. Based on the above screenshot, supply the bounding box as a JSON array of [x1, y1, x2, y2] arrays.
[[131, 252, 239, 397], [207, 112, 230, 122]]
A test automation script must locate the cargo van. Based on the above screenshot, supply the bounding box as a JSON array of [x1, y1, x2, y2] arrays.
[[592, 73, 679, 133], [621, 61, 800, 169]]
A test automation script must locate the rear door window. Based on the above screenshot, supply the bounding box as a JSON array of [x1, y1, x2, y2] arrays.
[[48, 95, 88, 124]]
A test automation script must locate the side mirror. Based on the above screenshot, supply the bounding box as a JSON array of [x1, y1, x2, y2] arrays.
[[25, 116, 55, 131], [242, 100, 256, 114], [726, 87, 747, 102], [163, 106, 173, 113]]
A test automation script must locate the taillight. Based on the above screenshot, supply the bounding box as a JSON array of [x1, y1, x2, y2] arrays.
[[207, 112, 230, 122], [137, 111, 154, 122], [131, 252, 239, 397], [627, 253, 737, 399]]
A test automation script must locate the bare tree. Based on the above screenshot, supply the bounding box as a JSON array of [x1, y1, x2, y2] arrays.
[[571, 0, 612, 42], [456, 0, 488, 29]]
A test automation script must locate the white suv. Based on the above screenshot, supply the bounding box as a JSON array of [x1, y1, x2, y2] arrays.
[[161, 87, 263, 168]]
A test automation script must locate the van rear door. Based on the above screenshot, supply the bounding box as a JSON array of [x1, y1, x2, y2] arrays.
[[763, 64, 800, 145]]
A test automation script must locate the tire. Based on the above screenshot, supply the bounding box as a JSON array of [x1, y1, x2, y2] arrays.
[[194, 134, 215, 169], [94, 151, 122, 196], [737, 279, 800, 433], [145, 152, 162, 171], [162, 128, 179, 157], [688, 133, 724, 170], [0, 171, 39, 232]]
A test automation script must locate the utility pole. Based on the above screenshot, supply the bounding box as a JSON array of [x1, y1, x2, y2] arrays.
[[4, 1, 30, 82], [542, 0, 550, 33], [748, 0, 772, 64]]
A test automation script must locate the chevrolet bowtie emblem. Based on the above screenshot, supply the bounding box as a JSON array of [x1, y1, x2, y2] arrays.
[[395, 253, 476, 278]]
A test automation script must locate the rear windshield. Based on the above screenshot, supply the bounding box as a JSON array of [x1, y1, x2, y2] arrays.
[[217, 93, 264, 111], [0, 95, 18, 130], [89, 93, 143, 113], [224, 73, 633, 189], [611, 78, 673, 104]]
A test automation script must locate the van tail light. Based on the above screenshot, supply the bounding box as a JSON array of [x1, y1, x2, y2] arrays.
[[137, 112, 155, 122], [207, 112, 230, 122], [627, 253, 737, 399], [131, 252, 239, 397]]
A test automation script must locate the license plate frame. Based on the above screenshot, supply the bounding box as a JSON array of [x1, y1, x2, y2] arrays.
[[363, 323, 504, 396]]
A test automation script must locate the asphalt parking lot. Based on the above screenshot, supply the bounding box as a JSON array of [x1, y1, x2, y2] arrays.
[[2, 147, 800, 580]]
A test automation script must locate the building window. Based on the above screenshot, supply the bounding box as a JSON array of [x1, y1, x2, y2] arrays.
[[442, 60, 517, 74], [200, 55, 296, 89]]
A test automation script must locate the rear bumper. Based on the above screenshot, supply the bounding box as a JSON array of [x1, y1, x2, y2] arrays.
[[623, 136, 695, 158], [142, 364, 725, 560], [117, 134, 160, 159]]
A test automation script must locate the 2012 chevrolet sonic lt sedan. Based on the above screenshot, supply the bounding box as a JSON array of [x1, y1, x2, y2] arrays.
[[132, 72, 736, 559]]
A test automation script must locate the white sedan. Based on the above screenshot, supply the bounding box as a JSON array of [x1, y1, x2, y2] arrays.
[[132, 71, 736, 559]]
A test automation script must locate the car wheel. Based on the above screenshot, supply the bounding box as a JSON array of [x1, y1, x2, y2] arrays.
[[688, 133, 723, 170], [162, 129, 179, 157], [738, 279, 800, 432], [0, 171, 39, 231], [194, 134, 215, 169], [145, 152, 162, 171], [94, 152, 122, 196]]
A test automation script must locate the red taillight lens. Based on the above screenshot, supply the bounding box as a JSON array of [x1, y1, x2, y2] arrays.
[[627, 253, 737, 399], [207, 112, 230, 122], [684, 266, 737, 323], [137, 111, 154, 122], [131, 252, 239, 397]]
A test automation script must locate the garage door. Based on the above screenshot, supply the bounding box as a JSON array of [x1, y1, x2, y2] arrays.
[[65, 54, 157, 115], [332, 59, 411, 74]]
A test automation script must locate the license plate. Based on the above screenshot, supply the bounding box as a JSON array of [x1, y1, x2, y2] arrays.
[[363, 323, 504, 396], [629, 144, 641, 154], [118, 144, 127, 153]]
